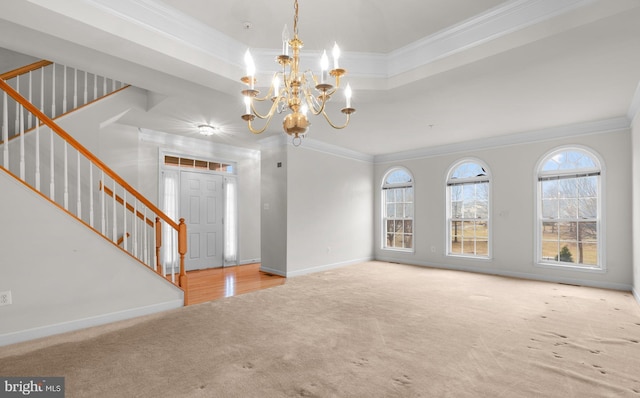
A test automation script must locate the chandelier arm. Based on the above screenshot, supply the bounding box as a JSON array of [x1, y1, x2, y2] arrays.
[[252, 85, 277, 102], [251, 94, 281, 120], [253, 92, 273, 102], [303, 90, 327, 116], [321, 109, 351, 130], [246, 111, 276, 134]]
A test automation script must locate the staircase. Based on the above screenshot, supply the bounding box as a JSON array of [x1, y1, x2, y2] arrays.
[[0, 61, 189, 307]]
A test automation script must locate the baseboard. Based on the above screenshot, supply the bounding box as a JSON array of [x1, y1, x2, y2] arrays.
[[239, 258, 261, 266], [286, 257, 374, 278], [374, 257, 633, 292], [0, 299, 183, 347], [260, 265, 286, 277], [633, 287, 640, 307]]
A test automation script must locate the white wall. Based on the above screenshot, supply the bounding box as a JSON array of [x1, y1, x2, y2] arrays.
[[285, 145, 374, 276], [0, 171, 183, 346], [631, 113, 640, 301], [260, 143, 288, 275], [0, 48, 38, 74], [375, 129, 633, 291]]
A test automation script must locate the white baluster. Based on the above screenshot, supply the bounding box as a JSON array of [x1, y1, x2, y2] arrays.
[[49, 130, 55, 200], [171, 230, 176, 283], [123, 190, 128, 251], [27, 72, 32, 129], [63, 65, 67, 114], [35, 119, 40, 191], [143, 207, 149, 266], [83, 71, 88, 105], [14, 77, 19, 134], [101, 171, 106, 235], [102, 76, 107, 97], [63, 142, 69, 210], [51, 64, 56, 118], [40, 68, 44, 113], [112, 79, 116, 93], [2, 92, 8, 169], [19, 106, 25, 180], [93, 74, 97, 101], [73, 68, 78, 109], [90, 165, 94, 228], [77, 151, 81, 218], [133, 199, 138, 258], [152, 217, 157, 272], [112, 179, 117, 242]]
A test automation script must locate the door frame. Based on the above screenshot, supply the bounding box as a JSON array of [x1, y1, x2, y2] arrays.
[[158, 150, 239, 268]]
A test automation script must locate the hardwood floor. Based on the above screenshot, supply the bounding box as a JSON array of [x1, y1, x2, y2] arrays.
[[185, 263, 286, 305]]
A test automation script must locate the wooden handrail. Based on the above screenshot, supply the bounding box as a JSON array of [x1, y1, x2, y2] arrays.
[[0, 60, 53, 81], [99, 181, 155, 227], [0, 78, 180, 231], [117, 233, 131, 246]]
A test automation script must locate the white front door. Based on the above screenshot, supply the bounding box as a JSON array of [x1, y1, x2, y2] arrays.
[[180, 171, 224, 270]]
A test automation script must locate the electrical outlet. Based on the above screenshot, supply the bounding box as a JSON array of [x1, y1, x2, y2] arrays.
[[0, 291, 12, 306]]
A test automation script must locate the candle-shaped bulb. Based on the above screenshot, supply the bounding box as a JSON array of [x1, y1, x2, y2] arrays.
[[301, 103, 308, 115], [244, 96, 251, 114], [332, 42, 341, 69], [244, 49, 255, 89], [344, 83, 352, 108], [320, 50, 329, 83], [272, 75, 280, 97], [244, 49, 255, 76], [282, 25, 290, 56]]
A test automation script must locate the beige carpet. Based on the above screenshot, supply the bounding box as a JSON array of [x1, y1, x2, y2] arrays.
[[1, 261, 640, 397]]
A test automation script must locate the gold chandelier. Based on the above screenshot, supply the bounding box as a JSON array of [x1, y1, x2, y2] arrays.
[[241, 0, 355, 146]]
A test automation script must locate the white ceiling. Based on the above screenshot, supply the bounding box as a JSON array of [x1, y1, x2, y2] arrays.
[[1, 0, 640, 156]]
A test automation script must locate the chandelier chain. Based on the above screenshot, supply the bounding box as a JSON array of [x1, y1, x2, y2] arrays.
[[293, 0, 299, 37]]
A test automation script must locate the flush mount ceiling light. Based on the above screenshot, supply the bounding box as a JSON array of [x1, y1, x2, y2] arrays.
[[240, 0, 355, 146], [198, 124, 217, 136]]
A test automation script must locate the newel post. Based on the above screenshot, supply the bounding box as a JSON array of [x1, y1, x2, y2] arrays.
[[178, 218, 189, 305], [155, 217, 162, 275]]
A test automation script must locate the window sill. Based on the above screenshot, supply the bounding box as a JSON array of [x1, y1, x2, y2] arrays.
[[447, 254, 491, 261], [382, 247, 415, 254], [535, 261, 605, 273]]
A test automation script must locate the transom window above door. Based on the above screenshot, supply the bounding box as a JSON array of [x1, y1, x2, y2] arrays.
[[164, 155, 235, 174]]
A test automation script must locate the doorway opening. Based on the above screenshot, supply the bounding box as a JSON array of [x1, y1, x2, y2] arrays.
[[160, 153, 238, 271]]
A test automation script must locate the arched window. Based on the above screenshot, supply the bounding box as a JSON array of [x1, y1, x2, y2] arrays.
[[446, 160, 490, 258], [382, 168, 414, 250], [537, 147, 602, 269]]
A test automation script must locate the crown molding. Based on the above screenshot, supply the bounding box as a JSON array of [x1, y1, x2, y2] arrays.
[[84, 0, 246, 69], [258, 135, 374, 163], [80, 0, 599, 85], [374, 117, 630, 164], [257, 134, 288, 149], [388, 0, 596, 77], [297, 138, 374, 163], [139, 128, 260, 159]]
